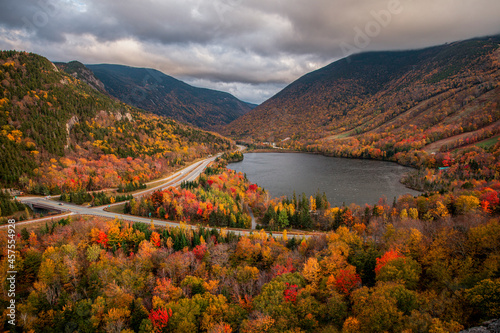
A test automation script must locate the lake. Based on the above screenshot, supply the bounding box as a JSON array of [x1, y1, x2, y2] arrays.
[[227, 152, 420, 206]]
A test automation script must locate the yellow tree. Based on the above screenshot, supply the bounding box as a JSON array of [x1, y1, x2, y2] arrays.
[[408, 208, 419, 219], [303, 257, 321, 288], [310, 196, 317, 211]]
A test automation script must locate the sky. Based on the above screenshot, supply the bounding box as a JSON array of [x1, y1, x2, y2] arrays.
[[1, 0, 499, 104]]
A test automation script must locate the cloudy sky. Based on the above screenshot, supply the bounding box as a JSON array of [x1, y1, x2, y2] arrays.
[[1, 0, 499, 104]]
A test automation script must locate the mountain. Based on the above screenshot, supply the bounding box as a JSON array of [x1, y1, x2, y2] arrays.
[[224, 36, 500, 159], [0, 51, 233, 193], [55, 60, 108, 96], [85, 64, 254, 130]]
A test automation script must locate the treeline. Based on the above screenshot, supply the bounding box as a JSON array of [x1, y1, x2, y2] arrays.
[[118, 181, 147, 193], [86, 219, 240, 254], [59, 190, 133, 206], [220, 151, 244, 163], [259, 187, 499, 232], [0, 190, 27, 217], [92, 192, 133, 207], [438, 127, 500, 152], [260, 191, 329, 230], [59, 190, 93, 205]]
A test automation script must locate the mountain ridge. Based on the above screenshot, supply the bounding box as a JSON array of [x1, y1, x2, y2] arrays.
[[54, 60, 109, 96], [223, 35, 500, 160], [85, 63, 254, 130]]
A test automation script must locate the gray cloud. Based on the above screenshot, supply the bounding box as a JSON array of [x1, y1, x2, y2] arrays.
[[0, 0, 499, 103]]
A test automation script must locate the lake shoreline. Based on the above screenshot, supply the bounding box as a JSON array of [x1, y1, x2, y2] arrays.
[[236, 149, 422, 194], [228, 152, 421, 206], [243, 147, 419, 170]]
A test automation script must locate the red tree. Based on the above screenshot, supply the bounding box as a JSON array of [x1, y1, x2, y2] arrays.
[[193, 243, 207, 260], [149, 308, 173, 332], [480, 189, 499, 211], [334, 269, 361, 295], [272, 258, 295, 278], [375, 250, 403, 275], [96, 231, 108, 247], [283, 282, 298, 303]]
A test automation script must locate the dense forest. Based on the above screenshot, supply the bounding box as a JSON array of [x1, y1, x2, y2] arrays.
[[0, 190, 28, 220], [102, 152, 500, 332], [128, 153, 259, 228], [0, 210, 498, 332], [0, 51, 234, 194]]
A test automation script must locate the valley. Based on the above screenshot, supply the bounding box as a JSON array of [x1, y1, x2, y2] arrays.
[[1, 34, 500, 333], [225, 37, 500, 159], [0, 51, 234, 195]]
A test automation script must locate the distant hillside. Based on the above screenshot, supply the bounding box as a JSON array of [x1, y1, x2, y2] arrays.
[[0, 51, 233, 193], [86, 64, 254, 130], [224, 35, 500, 160], [55, 60, 108, 96]]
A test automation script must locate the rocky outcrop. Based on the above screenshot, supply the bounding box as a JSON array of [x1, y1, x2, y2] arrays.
[[460, 319, 500, 333], [65, 115, 79, 149]]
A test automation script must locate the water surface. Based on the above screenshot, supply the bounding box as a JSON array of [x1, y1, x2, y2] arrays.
[[227, 152, 420, 205]]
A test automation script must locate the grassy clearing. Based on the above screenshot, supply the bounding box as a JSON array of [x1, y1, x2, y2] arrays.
[[476, 135, 500, 149], [104, 203, 126, 214]]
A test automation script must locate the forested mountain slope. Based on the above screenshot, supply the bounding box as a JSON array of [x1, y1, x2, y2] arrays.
[[0, 51, 233, 194], [225, 35, 500, 160], [86, 64, 254, 130]]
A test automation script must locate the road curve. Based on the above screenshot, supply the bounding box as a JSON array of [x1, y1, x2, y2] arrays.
[[20, 153, 219, 215], [16, 148, 312, 238]]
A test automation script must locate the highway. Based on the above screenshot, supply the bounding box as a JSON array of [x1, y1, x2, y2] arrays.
[[15, 148, 311, 238], [19, 154, 219, 225], [93, 154, 219, 211]]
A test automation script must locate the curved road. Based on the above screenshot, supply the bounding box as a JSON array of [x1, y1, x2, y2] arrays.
[[19, 154, 218, 223], [14, 148, 311, 238]]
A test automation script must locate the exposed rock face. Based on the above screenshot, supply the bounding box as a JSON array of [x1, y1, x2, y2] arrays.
[[65, 115, 79, 149], [460, 319, 500, 333]]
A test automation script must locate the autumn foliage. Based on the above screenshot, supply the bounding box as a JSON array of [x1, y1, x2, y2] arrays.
[[3, 39, 500, 333], [96, 230, 108, 247], [334, 269, 362, 295], [192, 243, 207, 260], [0, 214, 499, 332], [128, 166, 266, 229], [149, 308, 173, 332], [0, 51, 233, 192], [375, 250, 403, 275], [283, 282, 298, 303]]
